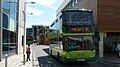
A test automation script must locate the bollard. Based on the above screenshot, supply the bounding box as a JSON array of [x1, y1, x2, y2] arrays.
[[23, 54, 25, 65], [32, 52, 34, 67], [32, 47, 35, 67], [5, 54, 8, 67]]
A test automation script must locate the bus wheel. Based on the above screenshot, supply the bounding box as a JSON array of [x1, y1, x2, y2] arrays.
[[57, 52, 60, 60], [50, 50, 52, 56]]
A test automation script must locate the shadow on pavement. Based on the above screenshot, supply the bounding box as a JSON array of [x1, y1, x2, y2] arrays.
[[38, 55, 61, 67]]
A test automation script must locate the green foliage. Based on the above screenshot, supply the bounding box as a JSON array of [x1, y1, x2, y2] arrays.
[[26, 41, 33, 44], [26, 36, 33, 44], [49, 31, 55, 40], [39, 27, 49, 37]]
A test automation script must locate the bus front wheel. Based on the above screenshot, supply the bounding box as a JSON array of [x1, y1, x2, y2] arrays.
[[57, 52, 60, 60], [50, 50, 52, 56]]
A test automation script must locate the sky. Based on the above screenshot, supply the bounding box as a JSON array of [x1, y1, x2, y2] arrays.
[[26, 0, 64, 28]]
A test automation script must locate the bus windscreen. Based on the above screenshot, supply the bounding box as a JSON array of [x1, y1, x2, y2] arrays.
[[63, 11, 94, 26], [63, 36, 94, 51]]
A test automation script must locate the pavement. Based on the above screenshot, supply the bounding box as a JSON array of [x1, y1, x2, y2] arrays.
[[0, 44, 120, 67], [0, 45, 39, 67], [96, 52, 120, 64], [16, 45, 39, 67]]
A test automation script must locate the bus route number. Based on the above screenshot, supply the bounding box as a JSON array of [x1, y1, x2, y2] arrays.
[[71, 28, 81, 32]]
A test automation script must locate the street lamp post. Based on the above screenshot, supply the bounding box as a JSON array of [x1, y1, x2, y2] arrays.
[[44, 27, 46, 45], [23, 1, 35, 65], [0, 0, 3, 61]]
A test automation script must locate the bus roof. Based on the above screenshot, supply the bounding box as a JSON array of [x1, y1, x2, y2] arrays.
[[62, 9, 92, 12], [51, 9, 93, 27]]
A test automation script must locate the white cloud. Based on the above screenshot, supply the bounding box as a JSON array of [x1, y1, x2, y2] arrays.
[[26, 0, 64, 28], [26, 6, 45, 16], [27, 0, 58, 9]]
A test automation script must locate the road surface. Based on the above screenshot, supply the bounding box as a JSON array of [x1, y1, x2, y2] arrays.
[[33, 45, 120, 67]]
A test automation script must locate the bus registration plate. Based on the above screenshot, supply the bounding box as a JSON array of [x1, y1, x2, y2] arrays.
[[77, 59, 85, 61]]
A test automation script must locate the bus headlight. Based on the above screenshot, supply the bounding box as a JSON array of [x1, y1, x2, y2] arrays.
[[63, 53, 65, 55], [91, 56, 94, 57], [67, 57, 70, 58]]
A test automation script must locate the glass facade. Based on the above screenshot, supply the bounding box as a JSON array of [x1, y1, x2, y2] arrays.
[[2, 0, 18, 58]]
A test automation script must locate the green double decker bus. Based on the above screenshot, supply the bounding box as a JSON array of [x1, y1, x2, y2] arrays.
[[49, 9, 96, 62]]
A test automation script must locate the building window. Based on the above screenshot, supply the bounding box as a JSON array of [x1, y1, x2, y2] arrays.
[[10, 31, 17, 43], [72, 1, 74, 6], [22, 11, 25, 21], [3, 13, 9, 29], [70, 2, 72, 8], [2, 44, 17, 58], [2, 29, 17, 43], [68, 5, 71, 9], [2, 0, 18, 59], [2, 44, 9, 58], [3, 2, 17, 32], [75, 0, 78, 4], [10, 5, 15, 32], [2, 29, 17, 58], [3, 0, 10, 15], [2, 29, 9, 43], [78, 0, 81, 2]]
